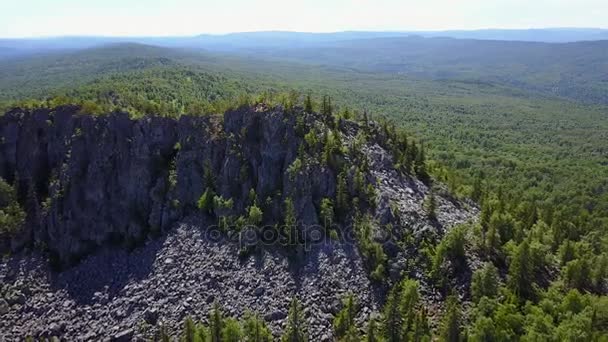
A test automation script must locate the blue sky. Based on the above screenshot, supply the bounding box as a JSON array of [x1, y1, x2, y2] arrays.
[[1, 0, 607, 38]]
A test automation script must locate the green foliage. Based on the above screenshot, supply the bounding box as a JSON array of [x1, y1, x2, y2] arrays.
[[197, 187, 215, 213], [282, 297, 307, 342], [333, 293, 358, 341], [354, 214, 387, 282], [0, 177, 25, 236], [209, 301, 224, 342], [507, 240, 536, 301], [304, 93, 314, 113], [439, 295, 462, 342], [319, 198, 334, 230], [213, 195, 234, 210], [431, 225, 467, 284], [423, 191, 437, 220], [222, 318, 243, 342], [243, 312, 272, 342], [335, 171, 349, 220], [282, 197, 298, 246], [471, 262, 500, 303], [247, 203, 263, 226], [287, 158, 303, 179], [382, 278, 430, 342], [365, 315, 381, 342]]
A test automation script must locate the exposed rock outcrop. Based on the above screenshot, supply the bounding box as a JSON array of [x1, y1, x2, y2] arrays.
[[0, 104, 477, 340]]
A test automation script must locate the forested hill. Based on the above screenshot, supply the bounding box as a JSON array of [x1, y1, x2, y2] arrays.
[[239, 37, 608, 105], [0, 40, 606, 340]]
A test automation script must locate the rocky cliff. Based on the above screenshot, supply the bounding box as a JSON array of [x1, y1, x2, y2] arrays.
[[0, 104, 339, 264], [0, 104, 476, 340]]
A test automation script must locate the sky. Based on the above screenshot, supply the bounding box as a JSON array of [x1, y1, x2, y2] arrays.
[[1, 0, 607, 38]]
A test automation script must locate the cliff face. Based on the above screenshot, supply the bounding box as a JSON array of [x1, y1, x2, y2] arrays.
[[0, 104, 478, 340], [0, 105, 337, 265]]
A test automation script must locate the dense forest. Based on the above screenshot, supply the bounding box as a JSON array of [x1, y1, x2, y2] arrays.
[[1, 40, 607, 340]]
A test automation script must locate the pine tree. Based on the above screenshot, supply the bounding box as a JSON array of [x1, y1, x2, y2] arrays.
[[399, 279, 420, 336], [366, 315, 380, 342], [182, 316, 196, 342], [209, 301, 224, 342], [508, 240, 535, 300], [304, 93, 313, 113], [471, 262, 499, 303], [282, 297, 307, 342], [423, 191, 437, 220], [159, 324, 171, 342], [319, 197, 335, 230], [383, 285, 402, 342], [222, 318, 242, 342], [415, 144, 429, 183], [334, 293, 358, 340], [439, 295, 461, 342], [410, 308, 431, 342], [471, 174, 483, 202], [243, 311, 273, 342], [283, 197, 298, 246], [336, 171, 349, 220]]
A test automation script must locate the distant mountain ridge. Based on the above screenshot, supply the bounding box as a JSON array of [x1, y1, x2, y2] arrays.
[[1, 28, 608, 56]]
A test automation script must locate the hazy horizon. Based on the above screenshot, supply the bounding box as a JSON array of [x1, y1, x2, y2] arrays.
[[2, 27, 608, 40], [2, 0, 608, 38]]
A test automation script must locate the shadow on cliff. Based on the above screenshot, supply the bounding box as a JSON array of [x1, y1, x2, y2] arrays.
[[47, 234, 168, 305]]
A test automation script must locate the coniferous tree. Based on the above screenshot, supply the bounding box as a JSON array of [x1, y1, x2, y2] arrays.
[[424, 191, 437, 221], [415, 144, 429, 183], [159, 324, 171, 342], [410, 308, 431, 342], [182, 316, 197, 342], [209, 301, 224, 342], [282, 297, 307, 342], [334, 293, 358, 340], [304, 93, 313, 113], [283, 197, 298, 246], [399, 279, 420, 336], [243, 311, 272, 342], [366, 315, 380, 342], [319, 197, 335, 230], [336, 171, 349, 220], [222, 318, 242, 342], [508, 240, 535, 300], [383, 285, 402, 342], [471, 262, 499, 303], [440, 295, 461, 342]]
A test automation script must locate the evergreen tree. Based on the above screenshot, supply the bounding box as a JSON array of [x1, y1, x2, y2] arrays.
[[209, 301, 224, 342], [222, 318, 243, 342], [334, 293, 358, 340], [415, 144, 430, 183], [439, 295, 461, 342], [336, 171, 349, 220], [471, 173, 484, 202], [508, 240, 535, 300], [319, 197, 335, 230], [471, 262, 499, 303], [282, 297, 307, 342], [182, 316, 196, 342], [399, 279, 420, 336], [383, 285, 402, 342], [410, 308, 431, 342], [197, 187, 216, 214], [243, 311, 273, 342], [159, 324, 171, 342], [283, 197, 298, 246], [366, 315, 380, 342], [423, 191, 437, 220], [304, 93, 313, 113]]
